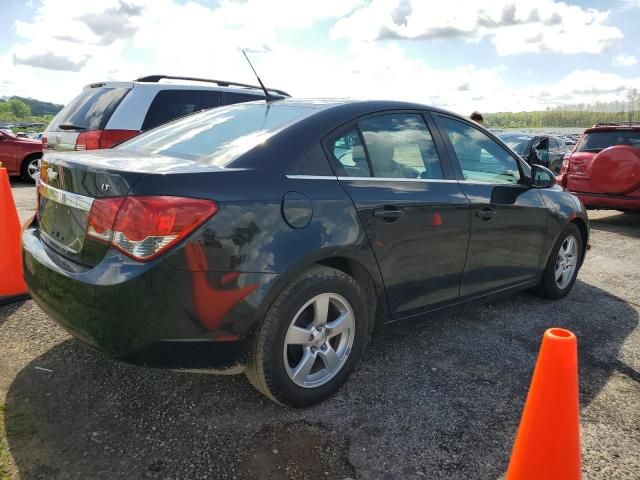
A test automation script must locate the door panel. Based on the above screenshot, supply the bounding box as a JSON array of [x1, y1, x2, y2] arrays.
[[326, 112, 470, 317], [457, 183, 547, 295], [434, 115, 548, 297], [341, 178, 470, 315]]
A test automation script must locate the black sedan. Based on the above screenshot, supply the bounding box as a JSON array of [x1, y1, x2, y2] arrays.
[[498, 132, 570, 173], [23, 99, 589, 407]]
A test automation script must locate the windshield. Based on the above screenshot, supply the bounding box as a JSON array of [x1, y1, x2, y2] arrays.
[[118, 103, 316, 167], [497, 134, 532, 156], [577, 130, 640, 153]]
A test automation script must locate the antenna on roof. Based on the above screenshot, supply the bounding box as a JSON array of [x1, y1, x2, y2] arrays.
[[241, 49, 276, 103]]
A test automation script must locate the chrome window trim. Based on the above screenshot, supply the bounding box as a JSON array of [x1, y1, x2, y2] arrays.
[[337, 176, 459, 183], [285, 175, 337, 180], [38, 180, 94, 212]]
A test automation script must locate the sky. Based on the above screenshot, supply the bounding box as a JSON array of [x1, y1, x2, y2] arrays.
[[1, 0, 639, 114]]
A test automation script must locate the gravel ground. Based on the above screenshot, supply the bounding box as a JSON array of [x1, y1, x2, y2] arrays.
[[1, 181, 639, 480]]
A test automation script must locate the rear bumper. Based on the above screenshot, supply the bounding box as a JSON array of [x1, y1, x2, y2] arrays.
[[570, 191, 640, 211], [22, 226, 279, 371]]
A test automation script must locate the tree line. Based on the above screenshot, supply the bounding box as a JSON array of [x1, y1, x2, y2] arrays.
[[485, 91, 640, 128]]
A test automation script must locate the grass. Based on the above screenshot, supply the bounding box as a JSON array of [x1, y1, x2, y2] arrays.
[[0, 403, 14, 480]]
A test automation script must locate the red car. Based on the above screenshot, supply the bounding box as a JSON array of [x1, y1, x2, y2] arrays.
[[558, 123, 640, 212], [0, 129, 43, 182]]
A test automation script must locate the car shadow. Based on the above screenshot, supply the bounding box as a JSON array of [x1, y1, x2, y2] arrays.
[[588, 211, 640, 239], [4, 279, 638, 479]]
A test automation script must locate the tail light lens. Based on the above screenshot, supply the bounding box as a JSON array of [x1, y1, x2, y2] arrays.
[[42, 135, 48, 150], [86, 196, 218, 261], [75, 130, 139, 150], [560, 155, 571, 174]]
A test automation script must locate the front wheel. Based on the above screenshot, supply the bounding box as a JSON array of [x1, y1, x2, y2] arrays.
[[537, 223, 583, 300], [245, 265, 369, 407]]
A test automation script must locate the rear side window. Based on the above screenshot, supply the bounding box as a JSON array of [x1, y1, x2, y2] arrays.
[[141, 90, 222, 131], [577, 131, 640, 152], [50, 87, 130, 131], [328, 129, 371, 177], [358, 113, 443, 179], [119, 103, 316, 166]]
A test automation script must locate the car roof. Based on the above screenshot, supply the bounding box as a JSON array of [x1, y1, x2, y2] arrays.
[[585, 124, 640, 133]]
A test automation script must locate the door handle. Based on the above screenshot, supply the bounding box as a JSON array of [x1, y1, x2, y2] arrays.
[[475, 207, 495, 220], [373, 208, 405, 220]]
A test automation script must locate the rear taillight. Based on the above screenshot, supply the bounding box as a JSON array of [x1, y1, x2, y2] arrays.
[[42, 135, 48, 150], [75, 129, 139, 150], [86, 196, 218, 261]]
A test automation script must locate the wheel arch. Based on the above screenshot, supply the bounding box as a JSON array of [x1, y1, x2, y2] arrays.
[[570, 217, 589, 267], [314, 255, 386, 336]]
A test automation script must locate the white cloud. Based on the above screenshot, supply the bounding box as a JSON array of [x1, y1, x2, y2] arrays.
[[612, 54, 638, 67], [0, 0, 638, 116], [331, 0, 623, 55]]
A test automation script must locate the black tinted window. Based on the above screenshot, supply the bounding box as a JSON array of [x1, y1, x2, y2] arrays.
[[358, 113, 443, 179], [141, 90, 222, 130], [223, 92, 262, 105], [50, 87, 130, 131]]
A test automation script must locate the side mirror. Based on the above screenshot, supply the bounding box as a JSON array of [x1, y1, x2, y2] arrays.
[[531, 164, 556, 188]]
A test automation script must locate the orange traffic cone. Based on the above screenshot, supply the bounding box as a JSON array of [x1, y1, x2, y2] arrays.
[[506, 328, 581, 480], [0, 163, 29, 306]]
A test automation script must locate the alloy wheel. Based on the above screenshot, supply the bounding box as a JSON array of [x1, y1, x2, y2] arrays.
[[283, 292, 355, 388], [555, 234, 578, 289], [27, 158, 41, 181]]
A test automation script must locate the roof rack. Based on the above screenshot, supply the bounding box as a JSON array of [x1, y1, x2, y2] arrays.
[[592, 121, 640, 127], [135, 75, 290, 97]]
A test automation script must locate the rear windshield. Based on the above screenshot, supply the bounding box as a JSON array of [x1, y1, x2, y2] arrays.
[[49, 87, 130, 131], [118, 103, 316, 166], [577, 130, 640, 153]]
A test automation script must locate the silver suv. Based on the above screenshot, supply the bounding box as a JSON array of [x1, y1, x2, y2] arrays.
[[44, 75, 289, 151]]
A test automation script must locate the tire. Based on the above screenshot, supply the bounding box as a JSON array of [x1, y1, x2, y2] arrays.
[[245, 265, 369, 407], [21, 154, 41, 183], [537, 223, 583, 300]]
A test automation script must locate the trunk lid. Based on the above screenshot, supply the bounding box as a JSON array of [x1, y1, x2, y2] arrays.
[[37, 149, 228, 268], [37, 151, 144, 267]]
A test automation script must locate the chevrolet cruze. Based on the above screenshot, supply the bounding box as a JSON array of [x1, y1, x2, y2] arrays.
[[23, 99, 589, 406]]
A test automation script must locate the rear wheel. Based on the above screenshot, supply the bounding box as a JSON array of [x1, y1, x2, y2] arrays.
[[537, 223, 582, 300], [21, 154, 41, 183], [245, 265, 369, 407]]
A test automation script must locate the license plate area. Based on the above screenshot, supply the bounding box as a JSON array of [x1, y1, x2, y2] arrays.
[[38, 182, 93, 254]]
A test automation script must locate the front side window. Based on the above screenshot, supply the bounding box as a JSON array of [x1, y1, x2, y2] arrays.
[[328, 129, 370, 177], [358, 113, 443, 179], [438, 116, 521, 184]]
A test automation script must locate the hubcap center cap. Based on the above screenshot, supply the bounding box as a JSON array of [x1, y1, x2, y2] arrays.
[[310, 326, 326, 347]]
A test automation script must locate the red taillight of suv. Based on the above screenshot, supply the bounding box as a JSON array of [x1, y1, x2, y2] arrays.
[[86, 196, 218, 261], [75, 129, 139, 150]]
